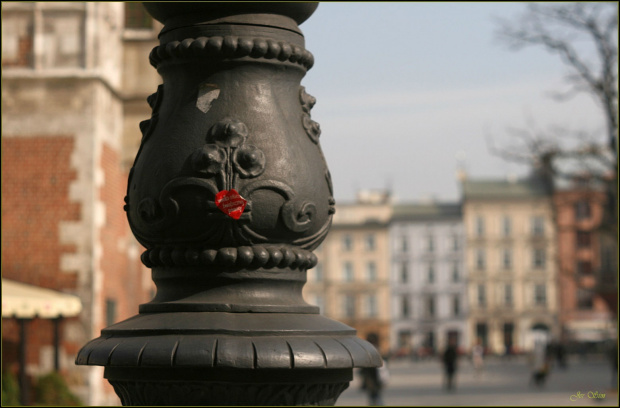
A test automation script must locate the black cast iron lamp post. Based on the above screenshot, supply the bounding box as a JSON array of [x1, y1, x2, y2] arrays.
[[76, 2, 381, 405]]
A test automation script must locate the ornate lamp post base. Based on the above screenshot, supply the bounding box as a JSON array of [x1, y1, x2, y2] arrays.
[[76, 3, 381, 405], [107, 369, 349, 406]]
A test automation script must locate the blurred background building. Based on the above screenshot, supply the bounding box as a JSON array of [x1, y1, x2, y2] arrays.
[[554, 180, 616, 345], [2, 2, 161, 405], [461, 171, 559, 355], [389, 201, 468, 358], [304, 190, 393, 356]]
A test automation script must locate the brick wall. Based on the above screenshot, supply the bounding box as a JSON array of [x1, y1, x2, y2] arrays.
[[1, 136, 81, 375]]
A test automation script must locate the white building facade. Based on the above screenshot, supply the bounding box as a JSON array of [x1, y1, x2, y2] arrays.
[[389, 203, 469, 356]]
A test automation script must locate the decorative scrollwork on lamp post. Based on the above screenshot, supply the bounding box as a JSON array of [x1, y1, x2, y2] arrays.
[[76, 3, 381, 405]]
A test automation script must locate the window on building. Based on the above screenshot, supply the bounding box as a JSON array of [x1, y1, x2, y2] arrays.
[[452, 295, 460, 316], [576, 231, 591, 249], [477, 284, 486, 307], [400, 236, 409, 253], [366, 261, 377, 282], [125, 2, 153, 29], [574, 200, 591, 220], [105, 298, 117, 327], [342, 234, 353, 251], [502, 216, 512, 237], [533, 248, 546, 269], [451, 263, 459, 283], [476, 249, 486, 270], [400, 263, 409, 284], [401, 296, 410, 318], [576, 261, 593, 276], [531, 216, 545, 237], [504, 284, 513, 306], [452, 235, 460, 251], [475, 216, 485, 237], [365, 294, 377, 318], [1, 11, 34, 67], [426, 296, 435, 317], [534, 284, 546, 306], [577, 288, 594, 309], [343, 262, 354, 282], [427, 235, 434, 253], [502, 248, 513, 270], [342, 262, 354, 282], [365, 234, 376, 251], [427, 264, 435, 284], [343, 295, 356, 318], [42, 10, 85, 68]]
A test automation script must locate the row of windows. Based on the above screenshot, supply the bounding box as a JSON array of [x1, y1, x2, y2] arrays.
[[309, 261, 379, 283], [310, 287, 594, 324], [339, 294, 378, 318], [473, 215, 547, 238], [310, 247, 600, 284], [2, 4, 153, 69], [398, 262, 460, 284], [475, 283, 547, 307], [310, 261, 462, 284], [474, 248, 547, 271], [396, 235, 460, 253], [340, 234, 376, 251], [399, 294, 461, 319], [2, 9, 86, 69]]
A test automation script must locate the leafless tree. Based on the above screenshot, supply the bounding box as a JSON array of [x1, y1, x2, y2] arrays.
[[492, 2, 618, 315], [495, 2, 617, 158], [491, 2, 617, 216]]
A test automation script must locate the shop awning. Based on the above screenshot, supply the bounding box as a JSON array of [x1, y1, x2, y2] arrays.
[[1, 278, 82, 319], [566, 319, 615, 342]]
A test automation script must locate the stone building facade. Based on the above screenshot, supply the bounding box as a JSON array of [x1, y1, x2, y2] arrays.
[[461, 175, 559, 355], [303, 190, 393, 355], [2, 3, 161, 405], [389, 202, 468, 357]]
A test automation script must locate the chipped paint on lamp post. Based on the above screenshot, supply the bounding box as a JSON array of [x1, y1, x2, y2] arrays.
[[76, 3, 380, 405]]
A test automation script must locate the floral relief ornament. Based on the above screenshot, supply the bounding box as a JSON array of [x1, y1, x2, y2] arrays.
[[191, 118, 266, 219]]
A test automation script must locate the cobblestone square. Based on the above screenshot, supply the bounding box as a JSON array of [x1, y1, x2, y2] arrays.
[[337, 355, 618, 406]]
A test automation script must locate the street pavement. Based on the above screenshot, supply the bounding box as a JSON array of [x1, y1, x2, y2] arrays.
[[336, 354, 619, 406]]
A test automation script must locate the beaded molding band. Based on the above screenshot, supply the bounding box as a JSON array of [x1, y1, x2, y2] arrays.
[[141, 244, 318, 270], [149, 36, 315, 69]]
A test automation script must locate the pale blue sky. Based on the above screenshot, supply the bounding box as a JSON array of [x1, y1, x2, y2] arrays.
[[299, 2, 605, 203]]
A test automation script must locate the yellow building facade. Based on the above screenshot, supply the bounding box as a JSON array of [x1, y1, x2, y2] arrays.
[[304, 191, 393, 355], [462, 176, 559, 355]]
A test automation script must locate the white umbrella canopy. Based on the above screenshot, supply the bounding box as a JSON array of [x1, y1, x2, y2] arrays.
[[1, 278, 82, 319]]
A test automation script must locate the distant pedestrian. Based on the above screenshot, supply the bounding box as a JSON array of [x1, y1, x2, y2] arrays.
[[555, 341, 567, 370], [360, 333, 387, 406], [530, 339, 550, 387], [442, 338, 458, 391], [472, 339, 484, 377]]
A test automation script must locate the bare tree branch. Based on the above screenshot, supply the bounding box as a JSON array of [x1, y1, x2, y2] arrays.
[[494, 3, 618, 157]]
